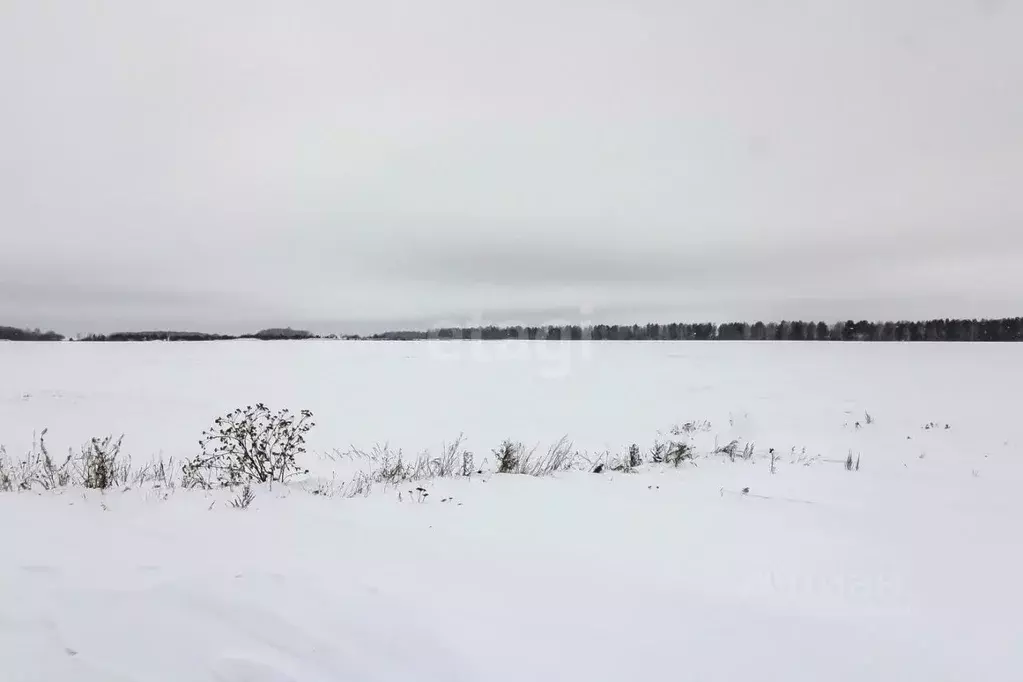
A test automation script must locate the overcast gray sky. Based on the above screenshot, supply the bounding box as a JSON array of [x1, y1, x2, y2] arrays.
[[2, 0, 1021, 335]]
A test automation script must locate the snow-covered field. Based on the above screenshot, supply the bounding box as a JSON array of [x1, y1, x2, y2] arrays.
[[1, 340, 1021, 681]]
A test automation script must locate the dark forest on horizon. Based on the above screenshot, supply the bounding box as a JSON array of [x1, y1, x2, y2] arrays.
[[369, 318, 1023, 342], [7, 318, 1018, 342]]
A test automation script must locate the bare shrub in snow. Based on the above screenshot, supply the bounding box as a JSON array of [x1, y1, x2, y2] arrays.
[[715, 439, 740, 461], [81, 436, 128, 489], [0, 447, 12, 492], [229, 484, 256, 509], [845, 451, 854, 471], [673, 420, 713, 435], [611, 443, 643, 473], [666, 441, 694, 467], [309, 471, 374, 499], [33, 430, 73, 490], [339, 435, 471, 486], [0, 431, 129, 491], [372, 446, 411, 483], [629, 443, 642, 469], [182, 404, 313, 488], [435, 434, 466, 477], [494, 440, 523, 473], [340, 444, 423, 485], [0, 430, 73, 491], [0, 431, 182, 493], [1, 415, 812, 498], [653, 421, 709, 468], [132, 455, 177, 488], [670, 421, 712, 449], [342, 471, 374, 497], [576, 450, 608, 474], [517, 436, 576, 476]]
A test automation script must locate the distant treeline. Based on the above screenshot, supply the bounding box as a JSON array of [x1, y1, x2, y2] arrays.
[[6, 319, 1023, 342], [0, 326, 64, 341], [78, 328, 319, 342], [369, 318, 1023, 342]]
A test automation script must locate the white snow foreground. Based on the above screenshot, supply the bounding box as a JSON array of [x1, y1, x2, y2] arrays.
[[2, 341, 1022, 681], [2, 456, 1020, 682]]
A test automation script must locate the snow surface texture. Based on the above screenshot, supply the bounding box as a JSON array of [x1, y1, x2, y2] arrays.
[[1, 340, 1021, 681]]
